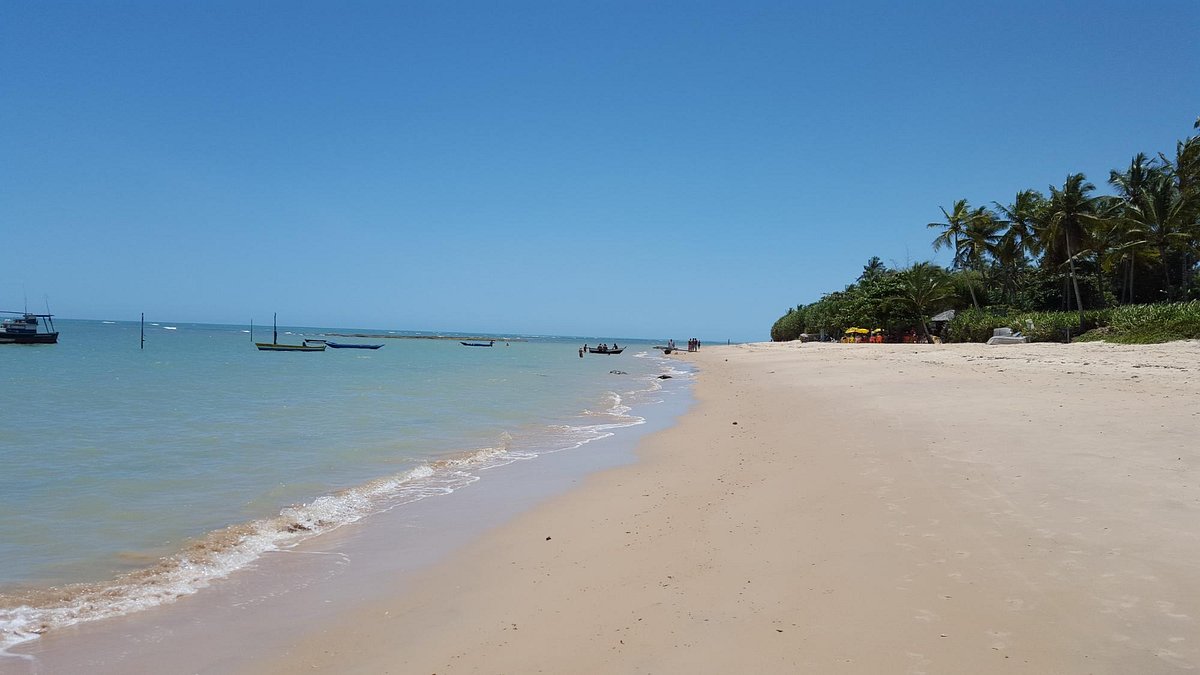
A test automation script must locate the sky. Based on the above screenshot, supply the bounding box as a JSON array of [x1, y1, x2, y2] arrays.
[[2, 1, 1197, 342]]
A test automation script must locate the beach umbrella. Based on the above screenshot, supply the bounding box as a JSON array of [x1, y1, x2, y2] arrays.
[[856, 328, 869, 334], [845, 327, 857, 334]]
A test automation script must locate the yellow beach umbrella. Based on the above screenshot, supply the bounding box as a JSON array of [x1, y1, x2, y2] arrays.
[[855, 327, 869, 334], [845, 327, 857, 334]]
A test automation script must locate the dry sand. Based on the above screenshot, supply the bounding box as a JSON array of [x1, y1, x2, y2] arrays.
[[249, 341, 1200, 674]]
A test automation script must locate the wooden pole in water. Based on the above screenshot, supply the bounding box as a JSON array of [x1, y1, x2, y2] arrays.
[[273, 312, 278, 345], [250, 318, 254, 342], [140, 313, 145, 349]]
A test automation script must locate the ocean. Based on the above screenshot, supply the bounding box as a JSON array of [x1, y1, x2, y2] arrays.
[[0, 319, 692, 654]]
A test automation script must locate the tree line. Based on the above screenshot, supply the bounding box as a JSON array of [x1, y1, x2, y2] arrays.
[[772, 117, 1200, 343]]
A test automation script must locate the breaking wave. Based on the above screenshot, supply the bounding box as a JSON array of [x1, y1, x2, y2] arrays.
[[0, 356, 689, 653]]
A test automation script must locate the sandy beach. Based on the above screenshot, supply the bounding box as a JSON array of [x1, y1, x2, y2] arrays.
[[244, 340, 1200, 674]]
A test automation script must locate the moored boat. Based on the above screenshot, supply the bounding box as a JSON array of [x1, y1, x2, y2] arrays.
[[255, 342, 326, 352], [254, 314, 325, 352], [0, 312, 59, 344], [460, 340, 495, 347]]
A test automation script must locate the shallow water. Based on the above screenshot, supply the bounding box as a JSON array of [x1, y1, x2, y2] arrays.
[[0, 320, 688, 650]]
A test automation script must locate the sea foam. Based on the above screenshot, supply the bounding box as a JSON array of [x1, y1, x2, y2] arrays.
[[0, 355, 685, 653]]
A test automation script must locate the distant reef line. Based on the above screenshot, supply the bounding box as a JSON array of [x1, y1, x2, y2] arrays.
[[321, 333, 526, 342]]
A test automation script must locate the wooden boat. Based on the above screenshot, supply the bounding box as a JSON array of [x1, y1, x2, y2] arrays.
[[255, 314, 325, 351], [326, 341, 383, 350], [0, 311, 58, 344], [460, 340, 495, 347], [256, 342, 326, 352], [587, 346, 624, 354]]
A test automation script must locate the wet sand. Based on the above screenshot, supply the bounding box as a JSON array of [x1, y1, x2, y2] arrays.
[[242, 340, 1200, 674]]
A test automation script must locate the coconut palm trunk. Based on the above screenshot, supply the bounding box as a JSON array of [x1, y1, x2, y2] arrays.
[[1065, 231, 1085, 324], [1159, 244, 1173, 300], [1128, 254, 1136, 304]]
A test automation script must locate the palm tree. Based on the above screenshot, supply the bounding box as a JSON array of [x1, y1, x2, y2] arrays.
[[929, 200, 973, 268], [962, 206, 1001, 282], [928, 200, 994, 308], [993, 189, 1047, 261], [1110, 153, 1160, 205], [1039, 174, 1102, 323], [988, 230, 1026, 304], [859, 256, 887, 282], [1108, 154, 1167, 302], [1090, 200, 1149, 304], [890, 262, 955, 341], [992, 190, 1046, 304], [1123, 172, 1192, 299], [1162, 135, 1200, 295]]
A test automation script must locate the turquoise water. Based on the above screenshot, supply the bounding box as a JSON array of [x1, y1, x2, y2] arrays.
[[0, 320, 688, 647]]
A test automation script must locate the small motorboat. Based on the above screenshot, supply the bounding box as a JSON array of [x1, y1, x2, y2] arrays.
[[460, 340, 495, 347]]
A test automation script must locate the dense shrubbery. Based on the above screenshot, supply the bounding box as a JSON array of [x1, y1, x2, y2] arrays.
[[943, 308, 1007, 343], [771, 118, 1200, 345], [1078, 301, 1200, 343], [946, 308, 1111, 343], [770, 263, 934, 341], [770, 308, 806, 342]]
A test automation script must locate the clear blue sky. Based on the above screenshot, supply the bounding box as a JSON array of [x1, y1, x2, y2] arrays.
[[3, 1, 1197, 341]]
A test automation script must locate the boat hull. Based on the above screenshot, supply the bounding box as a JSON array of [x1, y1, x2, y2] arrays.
[[255, 342, 326, 352], [587, 348, 624, 354], [0, 332, 59, 344]]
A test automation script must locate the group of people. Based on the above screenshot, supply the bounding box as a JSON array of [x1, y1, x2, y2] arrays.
[[664, 338, 701, 353], [579, 343, 619, 357]]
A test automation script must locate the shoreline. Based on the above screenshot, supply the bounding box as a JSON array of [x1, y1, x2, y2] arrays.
[[2, 355, 694, 673], [247, 341, 1199, 674]]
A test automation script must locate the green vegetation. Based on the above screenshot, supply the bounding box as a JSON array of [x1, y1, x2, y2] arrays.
[[1077, 301, 1200, 343], [771, 118, 1200, 344]]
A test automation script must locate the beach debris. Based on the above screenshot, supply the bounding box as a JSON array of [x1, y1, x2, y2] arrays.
[[545, 536, 552, 541], [658, 374, 673, 379], [732, 421, 738, 425], [610, 370, 627, 375]]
